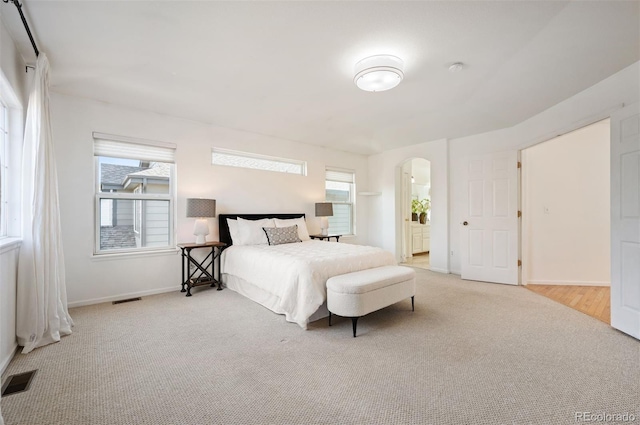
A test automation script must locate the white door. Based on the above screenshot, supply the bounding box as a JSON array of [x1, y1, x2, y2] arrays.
[[461, 151, 519, 284], [610, 103, 640, 340], [401, 171, 411, 262]]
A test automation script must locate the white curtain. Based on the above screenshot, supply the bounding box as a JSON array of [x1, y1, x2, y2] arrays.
[[16, 53, 73, 354]]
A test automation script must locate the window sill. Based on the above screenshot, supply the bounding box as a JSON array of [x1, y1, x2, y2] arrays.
[[0, 237, 22, 255], [91, 247, 179, 261]]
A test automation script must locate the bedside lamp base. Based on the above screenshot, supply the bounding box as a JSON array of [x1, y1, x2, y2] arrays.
[[193, 219, 209, 244], [320, 216, 329, 236]]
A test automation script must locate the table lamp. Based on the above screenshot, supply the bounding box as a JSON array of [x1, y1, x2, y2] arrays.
[[187, 198, 216, 244], [315, 202, 333, 236]]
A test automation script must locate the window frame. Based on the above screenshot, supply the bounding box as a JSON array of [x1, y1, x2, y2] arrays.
[[0, 71, 24, 245], [325, 167, 356, 236], [93, 134, 176, 255], [0, 99, 7, 238], [133, 186, 142, 236]]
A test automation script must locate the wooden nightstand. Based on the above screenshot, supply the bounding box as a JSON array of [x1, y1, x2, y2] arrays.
[[309, 234, 343, 242], [177, 241, 227, 296]]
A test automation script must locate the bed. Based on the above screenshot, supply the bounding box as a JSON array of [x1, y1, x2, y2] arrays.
[[219, 213, 397, 329]]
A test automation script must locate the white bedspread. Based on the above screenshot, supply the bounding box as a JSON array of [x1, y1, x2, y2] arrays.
[[221, 240, 396, 328]]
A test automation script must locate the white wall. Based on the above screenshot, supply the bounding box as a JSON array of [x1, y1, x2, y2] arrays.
[[50, 93, 370, 307], [522, 120, 610, 286], [0, 16, 27, 372], [0, 244, 18, 372], [449, 61, 639, 274], [367, 139, 449, 273]]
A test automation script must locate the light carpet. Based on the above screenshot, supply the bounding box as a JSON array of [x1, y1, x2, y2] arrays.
[[1, 269, 638, 425]]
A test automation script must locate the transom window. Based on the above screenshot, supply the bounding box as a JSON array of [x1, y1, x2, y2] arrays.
[[325, 168, 355, 235], [212, 147, 306, 176], [94, 133, 176, 254]]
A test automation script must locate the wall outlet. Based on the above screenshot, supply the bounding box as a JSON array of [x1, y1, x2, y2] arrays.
[[543, 206, 550, 214], [451, 250, 454, 256]]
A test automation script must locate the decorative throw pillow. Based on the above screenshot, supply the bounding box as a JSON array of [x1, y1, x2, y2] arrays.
[[263, 225, 302, 246]]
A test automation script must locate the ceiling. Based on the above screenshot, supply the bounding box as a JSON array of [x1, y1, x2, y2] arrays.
[[1, 1, 638, 155]]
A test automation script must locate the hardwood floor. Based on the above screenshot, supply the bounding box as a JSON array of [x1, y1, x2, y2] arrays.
[[526, 284, 610, 324], [401, 252, 430, 270]]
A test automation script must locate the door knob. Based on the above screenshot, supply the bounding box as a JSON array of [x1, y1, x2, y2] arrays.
[[463, 221, 468, 226]]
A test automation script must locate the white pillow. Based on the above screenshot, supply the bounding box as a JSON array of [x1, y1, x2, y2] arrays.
[[274, 217, 310, 241], [227, 218, 241, 245], [236, 217, 276, 245]]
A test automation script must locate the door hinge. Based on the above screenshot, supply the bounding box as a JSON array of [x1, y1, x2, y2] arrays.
[[518, 260, 522, 267], [517, 161, 521, 169], [517, 210, 521, 218]]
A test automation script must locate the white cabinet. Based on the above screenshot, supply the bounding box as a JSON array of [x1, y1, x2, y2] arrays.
[[411, 223, 430, 254], [412, 232, 422, 253]]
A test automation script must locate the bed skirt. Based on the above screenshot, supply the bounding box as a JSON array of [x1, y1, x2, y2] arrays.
[[222, 273, 329, 328]]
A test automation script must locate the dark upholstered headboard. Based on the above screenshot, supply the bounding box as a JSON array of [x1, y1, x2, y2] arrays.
[[218, 213, 305, 248]]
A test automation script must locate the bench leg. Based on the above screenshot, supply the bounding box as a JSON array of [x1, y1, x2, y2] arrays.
[[351, 317, 358, 338], [329, 312, 332, 326], [411, 296, 415, 312]]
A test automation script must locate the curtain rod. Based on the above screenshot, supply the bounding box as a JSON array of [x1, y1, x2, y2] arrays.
[[2, 0, 39, 58]]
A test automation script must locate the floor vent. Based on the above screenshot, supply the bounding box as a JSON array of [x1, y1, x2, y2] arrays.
[[1, 370, 37, 397], [112, 297, 142, 305]]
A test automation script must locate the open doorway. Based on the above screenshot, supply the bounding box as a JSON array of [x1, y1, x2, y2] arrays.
[[400, 158, 431, 270], [521, 119, 611, 323]]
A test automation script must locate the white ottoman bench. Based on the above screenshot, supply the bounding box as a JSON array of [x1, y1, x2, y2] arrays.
[[326, 265, 416, 337]]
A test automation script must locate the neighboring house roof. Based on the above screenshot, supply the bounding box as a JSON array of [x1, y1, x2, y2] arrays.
[[126, 162, 170, 179], [101, 162, 170, 192], [101, 163, 145, 186]]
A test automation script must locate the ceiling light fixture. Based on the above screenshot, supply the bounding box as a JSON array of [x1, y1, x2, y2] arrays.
[[354, 55, 404, 92]]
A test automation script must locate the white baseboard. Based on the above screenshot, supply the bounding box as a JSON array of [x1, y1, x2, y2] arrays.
[[68, 285, 178, 309], [429, 267, 450, 274], [526, 280, 610, 287], [1, 343, 18, 375]]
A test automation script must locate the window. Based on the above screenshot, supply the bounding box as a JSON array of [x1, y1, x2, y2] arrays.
[[0, 74, 22, 242], [325, 168, 355, 235], [0, 100, 7, 238], [94, 133, 176, 254], [212, 147, 306, 176]]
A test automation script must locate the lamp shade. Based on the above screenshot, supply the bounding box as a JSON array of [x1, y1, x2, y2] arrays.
[[186, 198, 216, 218], [315, 202, 334, 217]]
